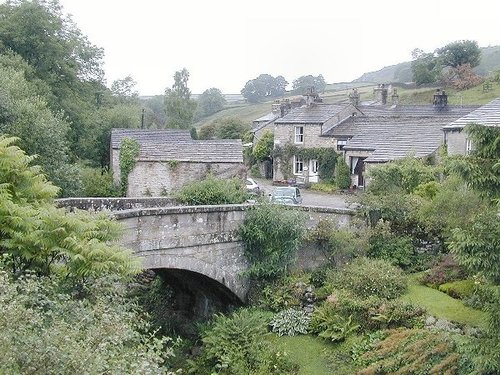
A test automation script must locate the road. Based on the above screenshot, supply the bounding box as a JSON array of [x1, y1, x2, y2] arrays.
[[253, 178, 356, 209]]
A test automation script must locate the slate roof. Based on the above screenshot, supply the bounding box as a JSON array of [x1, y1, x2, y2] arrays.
[[110, 128, 192, 149], [137, 139, 243, 163], [324, 104, 481, 163], [253, 112, 279, 123], [274, 104, 348, 124], [443, 98, 500, 129]]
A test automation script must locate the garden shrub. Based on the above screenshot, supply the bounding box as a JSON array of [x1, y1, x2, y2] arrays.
[[80, 166, 121, 197], [176, 175, 248, 205], [328, 258, 407, 300], [439, 279, 475, 300], [190, 308, 298, 375], [356, 328, 468, 375], [309, 301, 359, 342], [270, 308, 310, 336], [240, 203, 306, 280], [420, 254, 467, 287], [367, 220, 414, 269], [0, 270, 173, 375], [257, 275, 307, 312]]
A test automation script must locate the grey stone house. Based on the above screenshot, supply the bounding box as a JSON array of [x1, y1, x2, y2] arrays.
[[110, 128, 244, 197], [442, 98, 500, 155], [263, 90, 480, 187]]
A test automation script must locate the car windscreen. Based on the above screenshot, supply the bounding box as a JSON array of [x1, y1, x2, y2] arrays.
[[273, 188, 294, 197]]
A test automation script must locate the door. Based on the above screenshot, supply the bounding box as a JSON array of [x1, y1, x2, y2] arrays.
[[309, 159, 319, 183]]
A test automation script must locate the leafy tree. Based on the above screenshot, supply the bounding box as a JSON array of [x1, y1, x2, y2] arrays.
[[436, 40, 481, 68], [240, 74, 288, 103], [111, 75, 139, 102], [0, 136, 139, 279], [198, 117, 249, 140], [411, 48, 441, 85], [0, 57, 82, 196], [447, 123, 500, 202], [0, 0, 107, 161], [442, 63, 484, 90], [164, 68, 197, 129], [292, 74, 326, 93], [240, 204, 305, 280], [194, 87, 226, 119], [253, 130, 274, 161]]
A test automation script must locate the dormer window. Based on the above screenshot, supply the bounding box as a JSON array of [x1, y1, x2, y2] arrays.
[[294, 126, 304, 144]]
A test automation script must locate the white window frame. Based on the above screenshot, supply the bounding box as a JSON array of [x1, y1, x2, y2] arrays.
[[337, 139, 347, 151], [294, 126, 304, 144], [293, 155, 303, 174], [311, 159, 319, 174], [466, 138, 473, 154]]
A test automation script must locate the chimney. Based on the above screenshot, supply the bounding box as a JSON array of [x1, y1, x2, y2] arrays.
[[373, 83, 388, 104], [433, 89, 448, 108], [391, 88, 399, 105], [348, 88, 360, 106]]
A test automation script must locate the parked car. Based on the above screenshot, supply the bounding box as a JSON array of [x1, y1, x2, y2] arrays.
[[245, 178, 262, 195], [270, 186, 303, 204]]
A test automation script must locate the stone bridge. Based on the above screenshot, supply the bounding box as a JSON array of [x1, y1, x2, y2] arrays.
[[58, 199, 356, 309]]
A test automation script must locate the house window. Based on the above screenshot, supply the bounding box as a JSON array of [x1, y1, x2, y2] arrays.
[[294, 156, 303, 174], [311, 159, 319, 173], [337, 139, 347, 151], [466, 138, 473, 154], [294, 126, 304, 144]]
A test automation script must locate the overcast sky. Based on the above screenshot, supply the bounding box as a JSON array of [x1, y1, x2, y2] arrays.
[[58, 0, 499, 95]]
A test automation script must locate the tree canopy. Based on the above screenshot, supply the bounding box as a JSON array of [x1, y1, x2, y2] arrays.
[[195, 87, 226, 119], [436, 40, 481, 68], [164, 68, 197, 128], [292, 74, 326, 94], [240, 74, 288, 103]]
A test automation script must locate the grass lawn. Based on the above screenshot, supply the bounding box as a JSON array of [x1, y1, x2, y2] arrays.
[[268, 334, 339, 375], [402, 274, 487, 328]]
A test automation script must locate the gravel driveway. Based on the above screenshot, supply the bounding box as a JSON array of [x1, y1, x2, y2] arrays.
[[253, 178, 357, 209]]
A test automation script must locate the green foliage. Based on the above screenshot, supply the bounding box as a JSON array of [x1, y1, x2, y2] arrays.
[[253, 130, 274, 161], [334, 158, 351, 189], [270, 308, 310, 336], [80, 166, 120, 197], [195, 87, 226, 119], [0, 137, 139, 279], [356, 328, 466, 375], [240, 203, 305, 280], [176, 176, 248, 205], [292, 74, 327, 93], [119, 137, 140, 196], [439, 279, 475, 300], [446, 124, 500, 202], [411, 48, 442, 85], [258, 275, 306, 312], [198, 117, 249, 140], [240, 74, 288, 103], [317, 313, 360, 343], [368, 220, 414, 269], [437, 40, 482, 68], [165, 68, 197, 129], [449, 208, 500, 284], [367, 157, 438, 195], [0, 269, 172, 375], [328, 258, 407, 300], [190, 308, 298, 374]]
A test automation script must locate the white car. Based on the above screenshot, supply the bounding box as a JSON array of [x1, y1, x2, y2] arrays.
[[245, 178, 262, 195]]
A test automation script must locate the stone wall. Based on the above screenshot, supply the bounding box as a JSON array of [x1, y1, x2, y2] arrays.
[[445, 129, 467, 155], [127, 161, 244, 197], [56, 197, 177, 212]]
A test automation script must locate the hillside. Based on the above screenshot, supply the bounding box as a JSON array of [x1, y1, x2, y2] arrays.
[[353, 45, 500, 83]]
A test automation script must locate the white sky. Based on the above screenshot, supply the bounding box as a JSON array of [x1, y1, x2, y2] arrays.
[[57, 0, 499, 95]]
